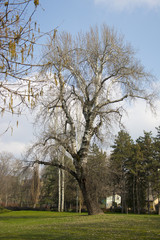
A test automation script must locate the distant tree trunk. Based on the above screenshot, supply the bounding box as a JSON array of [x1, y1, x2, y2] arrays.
[[79, 190, 83, 213], [147, 182, 150, 214], [76, 184, 79, 213], [58, 171, 65, 212], [133, 175, 136, 213], [121, 177, 126, 213], [112, 188, 115, 212], [58, 168, 61, 212], [124, 183, 127, 214], [58, 153, 65, 212], [61, 168, 65, 212], [136, 178, 140, 214], [32, 163, 40, 208]]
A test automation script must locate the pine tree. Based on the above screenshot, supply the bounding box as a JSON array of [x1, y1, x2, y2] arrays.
[[86, 144, 109, 203], [110, 130, 133, 213], [136, 131, 154, 214], [130, 143, 146, 213], [153, 126, 160, 214]]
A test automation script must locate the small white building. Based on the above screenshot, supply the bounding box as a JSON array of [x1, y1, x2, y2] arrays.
[[105, 194, 121, 209]]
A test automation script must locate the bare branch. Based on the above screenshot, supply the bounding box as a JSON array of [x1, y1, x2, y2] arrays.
[[35, 159, 78, 181]]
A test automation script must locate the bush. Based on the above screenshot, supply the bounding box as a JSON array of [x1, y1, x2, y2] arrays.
[[0, 207, 10, 213]]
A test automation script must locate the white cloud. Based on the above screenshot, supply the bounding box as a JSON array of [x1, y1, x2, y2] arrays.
[[0, 110, 34, 157], [1, 100, 159, 156], [94, 0, 160, 11], [123, 100, 160, 140], [0, 140, 27, 157]]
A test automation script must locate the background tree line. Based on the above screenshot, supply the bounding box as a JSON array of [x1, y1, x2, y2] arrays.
[[110, 127, 160, 214], [0, 145, 109, 212], [1, 126, 160, 214], [0, 152, 33, 208]]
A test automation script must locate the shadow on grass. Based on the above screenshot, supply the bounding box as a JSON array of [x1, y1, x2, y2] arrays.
[[0, 211, 87, 221], [0, 233, 73, 240]]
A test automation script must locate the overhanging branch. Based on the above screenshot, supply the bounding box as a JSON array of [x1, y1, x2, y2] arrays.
[[35, 159, 78, 181]]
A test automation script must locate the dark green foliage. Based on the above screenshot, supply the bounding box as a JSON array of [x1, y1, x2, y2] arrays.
[[136, 132, 154, 213], [86, 144, 109, 201], [152, 127, 160, 214], [40, 145, 109, 211], [110, 129, 160, 214], [110, 130, 134, 213], [40, 158, 77, 210], [127, 143, 146, 213], [40, 166, 59, 207]]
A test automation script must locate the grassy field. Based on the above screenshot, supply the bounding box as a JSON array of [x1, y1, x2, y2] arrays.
[[0, 211, 160, 240]]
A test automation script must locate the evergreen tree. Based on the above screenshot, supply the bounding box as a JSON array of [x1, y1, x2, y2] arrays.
[[40, 157, 77, 211], [110, 130, 133, 213], [136, 131, 154, 214], [153, 126, 160, 214], [86, 144, 109, 203], [40, 165, 59, 209], [40, 144, 109, 212], [129, 143, 146, 213]]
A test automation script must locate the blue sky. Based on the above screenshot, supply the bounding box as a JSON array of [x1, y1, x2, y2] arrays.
[[1, 0, 160, 156], [36, 0, 160, 77]]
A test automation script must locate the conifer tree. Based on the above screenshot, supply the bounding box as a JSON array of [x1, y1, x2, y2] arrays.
[[110, 130, 133, 213], [136, 131, 154, 214], [153, 126, 160, 214]]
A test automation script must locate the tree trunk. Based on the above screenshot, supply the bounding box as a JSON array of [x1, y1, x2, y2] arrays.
[[133, 175, 136, 214], [136, 179, 140, 214], [121, 178, 126, 213], [78, 178, 104, 215], [58, 167, 65, 212], [79, 191, 83, 213], [58, 168, 61, 212], [147, 182, 150, 214], [112, 188, 115, 212], [32, 163, 40, 209], [61, 168, 65, 212], [76, 184, 79, 213]]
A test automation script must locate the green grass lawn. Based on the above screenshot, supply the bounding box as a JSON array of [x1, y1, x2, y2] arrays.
[[0, 211, 160, 240]]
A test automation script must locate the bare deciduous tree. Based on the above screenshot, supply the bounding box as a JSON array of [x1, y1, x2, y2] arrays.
[[31, 163, 40, 208], [0, 0, 41, 116], [0, 151, 33, 208], [30, 25, 156, 215]]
